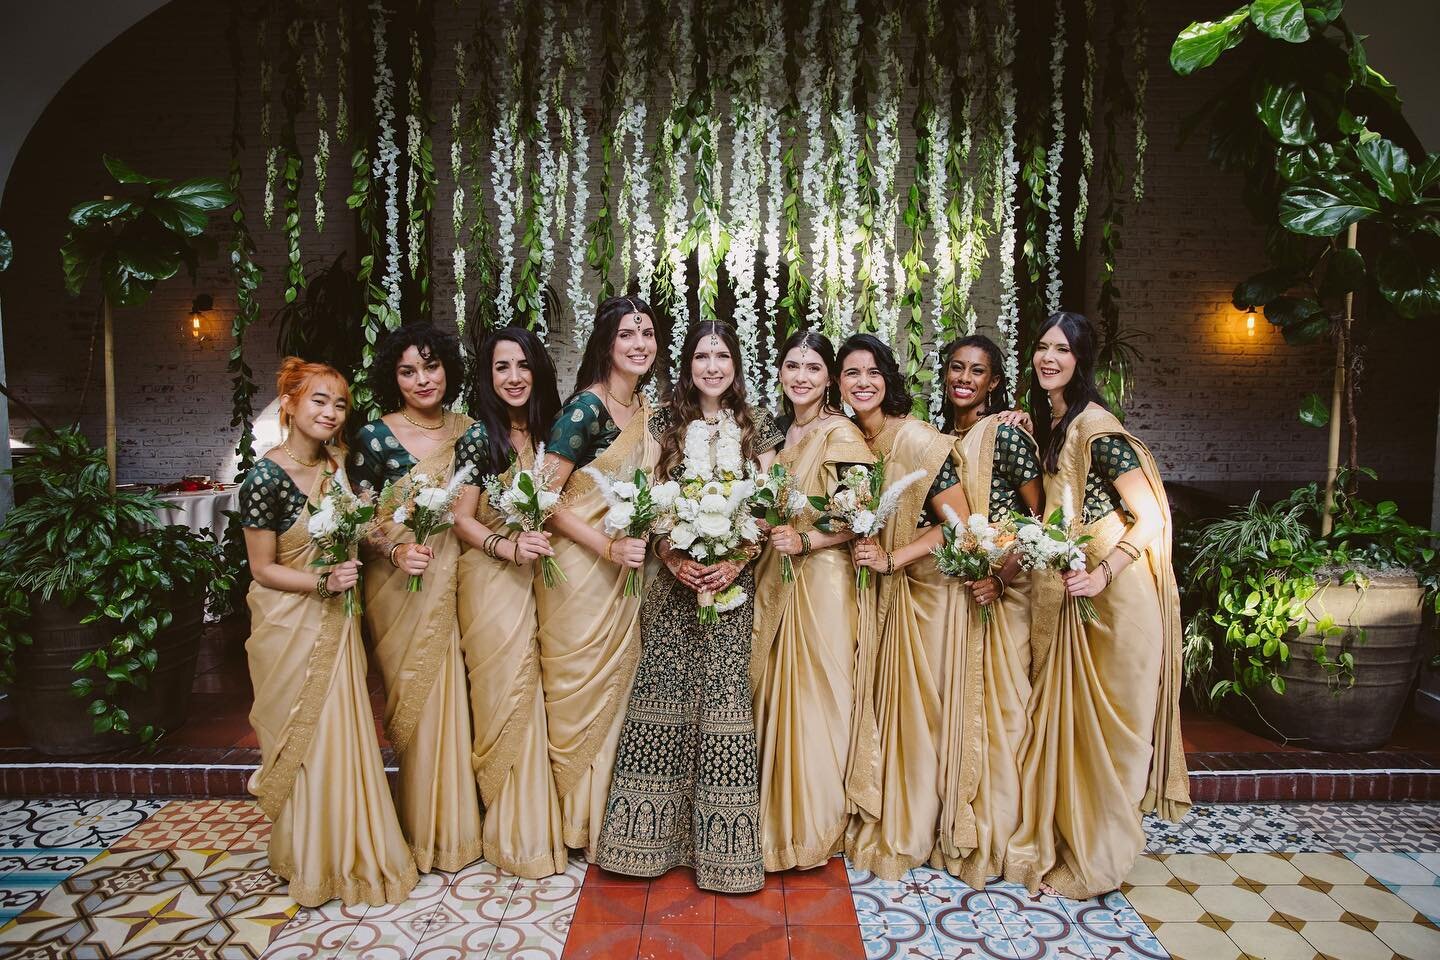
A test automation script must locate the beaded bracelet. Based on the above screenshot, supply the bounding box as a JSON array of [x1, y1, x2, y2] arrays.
[[316, 571, 339, 599], [1099, 558, 1114, 586], [884, 551, 895, 576], [799, 531, 812, 556], [1116, 539, 1142, 561], [507, 535, 522, 566]]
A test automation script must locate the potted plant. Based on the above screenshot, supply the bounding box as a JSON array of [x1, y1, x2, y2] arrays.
[[1181, 472, 1439, 751], [0, 427, 231, 755]]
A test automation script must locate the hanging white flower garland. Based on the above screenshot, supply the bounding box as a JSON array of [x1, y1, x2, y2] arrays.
[[725, 32, 767, 402], [312, 20, 330, 235], [1073, 0, 1097, 248], [451, 40, 467, 333], [1043, 0, 1067, 315], [994, 7, 1021, 401], [758, 0, 786, 405], [527, 9, 561, 337], [925, 103, 952, 419], [489, 16, 523, 327], [827, 0, 861, 340], [562, 24, 593, 347], [658, 0, 695, 377], [370, 0, 402, 315], [796, 0, 827, 337], [872, 13, 902, 348]]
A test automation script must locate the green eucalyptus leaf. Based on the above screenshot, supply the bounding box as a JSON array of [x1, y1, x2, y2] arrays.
[[102, 155, 164, 185], [1357, 137, 1413, 203], [1170, 10, 1252, 76], [1250, 0, 1309, 43], [1256, 81, 1317, 145], [1299, 392, 1331, 428], [1278, 175, 1381, 235]]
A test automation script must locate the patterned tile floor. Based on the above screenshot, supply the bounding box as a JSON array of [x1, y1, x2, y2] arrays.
[[0, 799, 1434, 958]]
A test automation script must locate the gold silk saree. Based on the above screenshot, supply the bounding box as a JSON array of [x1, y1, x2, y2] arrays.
[[364, 420, 485, 874], [1004, 404, 1189, 899], [751, 417, 875, 871], [457, 442, 568, 878], [246, 468, 417, 906], [533, 403, 661, 854]]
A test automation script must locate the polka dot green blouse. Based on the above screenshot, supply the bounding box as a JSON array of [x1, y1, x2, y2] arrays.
[[350, 420, 480, 493], [1083, 435, 1141, 523], [987, 423, 1042, 522], [238, 458, 309, 533], [917, 455, 961, 529], [547, 392, 620, 470]]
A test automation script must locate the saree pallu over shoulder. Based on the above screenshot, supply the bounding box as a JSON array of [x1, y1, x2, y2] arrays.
[[1005, 405, 1189, 900], [751, 419, 875, 869], [847, 419, 980, 880], [459, 445, 567, 878], [365, 419, 484, 874], [534, 403, 660, 852], [247, 472, 418, 906]]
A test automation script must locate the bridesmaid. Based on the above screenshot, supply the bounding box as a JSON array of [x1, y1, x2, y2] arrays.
[[595, 320, 782, 893], [1004, 312, 1188, 899], [751, 330, 875, 871], [451, 325, 568, 878], [934, 334, 1042, 886], [536, 296, 661, 856], [240, 358, 417, 906], [353, 326, 484, 874], [840, 334, 976, 881]]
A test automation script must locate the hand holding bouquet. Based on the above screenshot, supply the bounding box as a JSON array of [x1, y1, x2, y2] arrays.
[[752, 463, 826, 583], [583, 465, 681, 597], [306, 472, 377, 617], [1013, 508, 1098, 622], [384, 464, 475, 592], [932, 506, 1017, 624], [485, 443, 567, 588], [823, 456, 928, 591]]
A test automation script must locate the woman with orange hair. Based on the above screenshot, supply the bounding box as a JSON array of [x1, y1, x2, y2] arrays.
[[239, 358, 417, 906]]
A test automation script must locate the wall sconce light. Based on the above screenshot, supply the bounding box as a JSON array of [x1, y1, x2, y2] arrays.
[[189, 294, 214, 342], [1243, 305, 1258, 338]]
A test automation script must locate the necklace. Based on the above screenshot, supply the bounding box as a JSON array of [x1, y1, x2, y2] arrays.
[[861, 415, 889, 442], [793, 405, 823, 428], [605, 383, 638, 409], [402, 409, 446, 431], [282, 438, 322, 468]]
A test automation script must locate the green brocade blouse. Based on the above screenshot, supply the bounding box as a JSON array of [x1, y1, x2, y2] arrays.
[[1082, 435, 1141, 524], [985, 423, 1042, 522], [349, 419, 477, 492], [238, 458, 309, 533], [547, 392, 620, 469]]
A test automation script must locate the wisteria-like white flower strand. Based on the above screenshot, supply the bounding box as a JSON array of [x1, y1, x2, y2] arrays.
[[564, 27, 593, 350], [872, 12, 902, 346], [450, 40, 467, 333], [926, 106, 952, 419], [995, 9, 1021, 401], [1044, 0, 1067, 314], [370, 0, 401, 316], [1074, 0, 1097, 248]]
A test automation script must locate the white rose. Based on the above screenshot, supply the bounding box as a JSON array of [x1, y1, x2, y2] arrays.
[[831, 489, 857, 514], [676, 497, 700, 522], [651, 481, 681, 509], [612, 481, 639, 501], [1017, 524, 1042, 543], [1069, 556, 1088, 571], [392, 505, 409, 525], [412, 473, 431, 487], [730, 478, 755, 502], [670, 523, 697, 550], [698, 493, 729, 515], [787, 491, 811, 516], [606, 501, 636, 534], [415, 487, 451, 510], [537, 490, 560, 512], [738, 515, 761, 543], [307, 506, 338, 538], [695, 511, 732, 539], [851, 509, 879, 536]]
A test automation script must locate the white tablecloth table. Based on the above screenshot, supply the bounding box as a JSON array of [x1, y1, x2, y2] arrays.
[[152, 487, 240, 545]]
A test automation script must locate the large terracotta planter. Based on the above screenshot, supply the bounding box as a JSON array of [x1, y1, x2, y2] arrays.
[[1235, 573, 1427, 751], [12, 593, 205, 755]]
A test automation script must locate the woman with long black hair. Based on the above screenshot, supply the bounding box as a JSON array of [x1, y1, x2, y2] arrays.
[[450, 325, 568, 878], [1004, 312, 1189, 899]]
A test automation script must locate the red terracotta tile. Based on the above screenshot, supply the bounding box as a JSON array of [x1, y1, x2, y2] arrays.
[[562, 922, 644, 959], [645, 885, 716, 925], [575, 886, 649, 925], [586, 863, 652, 887], [637, 924, 712, 959], [783, 887, 857, 925], [780, 857, 848, 888], [714, 887, 785, 925], [786, 923, 864, 959], [650, 867, 700, 890], [714, 923, 787, 959]]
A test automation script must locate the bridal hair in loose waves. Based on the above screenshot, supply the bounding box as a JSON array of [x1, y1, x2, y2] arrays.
[[836, 333, 912, 417], [569, 295, 660, 401], [372, 324, 465, 412], [776, 328, 842, 419], [276, 356, 351, 454], [1029, 311, 1110, 474], [472, 326, 562, 476], [656, 321, 762, 481], [939, 334, 1011, 433]]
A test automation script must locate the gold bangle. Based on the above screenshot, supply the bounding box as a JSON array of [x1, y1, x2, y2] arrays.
[[1099, 558, 1114, 586], [884, 551, 895, 576], [799, 531, 812, 556], [1116, 540, 1142, 561], [604, 538, 615, 563], [316, 571, 339, 599], [388, 543, 403, 568], [509, 535, 522, 566]]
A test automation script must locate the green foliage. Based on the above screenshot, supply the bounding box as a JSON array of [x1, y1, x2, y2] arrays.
[[0, 228, 11, 272], [0, 428, 232, 743], [60, 157, 235, 308], [227, 4, 261, 479]]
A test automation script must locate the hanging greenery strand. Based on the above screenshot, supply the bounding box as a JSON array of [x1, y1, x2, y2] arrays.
[[1073, 0, 1097, 247], [312, 18, 330, 235], [562, 20, 593, 344], [515, 3, 560, 333], [1095, 0, 1141, 413], [586, 2, 624, 303], [758, 0, 786, 404], [335, 3, 350, 146], [460, 15, 501, 335], [900, 2, 934, 411], [227, 1, 260, 477], [405, 25, 436, 320], [872, 8, 903, 346], [615, 8, 656, 308], [259, 16, 276, 228], [797, 0, 827, 336], [1132, 0, 1149, 202], [953, 2, 990, 338], [371, 0, 402, 316], [451, 38, 468, 332], [280, 16, 307, 305], [1043, 0, 1068, 313], [824, 0, 862, 340], [656, 0, 695, 374], [776, 11, 811, 356], [489, 3, 523, 327], [994, 1, 1022, 400]]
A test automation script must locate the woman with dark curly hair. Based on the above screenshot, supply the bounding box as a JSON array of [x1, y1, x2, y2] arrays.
[[352, 324, 483, 876], [837, 334, 977, 881]]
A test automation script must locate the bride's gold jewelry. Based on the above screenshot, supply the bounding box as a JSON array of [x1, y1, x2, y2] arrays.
[[401, 409, 446, 431], [282, 437, 322, 468], [604, 382, 638, 410], [793, 405, 823, 428]]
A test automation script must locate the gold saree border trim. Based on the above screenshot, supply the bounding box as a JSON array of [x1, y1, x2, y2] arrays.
[[473, 638, 541, 806], [558, 400, 651, 508], [268, 848, 420, 907]]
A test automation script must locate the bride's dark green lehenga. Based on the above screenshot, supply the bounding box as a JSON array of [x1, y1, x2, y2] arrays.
[[593, 409, 781, 894]]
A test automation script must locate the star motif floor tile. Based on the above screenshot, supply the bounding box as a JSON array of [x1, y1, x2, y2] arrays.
[[113, 800, 272, 852]]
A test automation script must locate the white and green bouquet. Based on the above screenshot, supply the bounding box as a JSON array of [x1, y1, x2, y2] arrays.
[[822, 456, 928, 591], [752, 463, 826, 584], [1014, 508, 1097, 622], [583, 465, 681, 597], [485, 443, 567, 588], [306, 471, 377, 617], [932, 506, 1018, 624], [384, 463, 475, 592]]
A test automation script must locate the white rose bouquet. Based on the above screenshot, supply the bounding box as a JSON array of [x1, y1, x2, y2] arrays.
[[383, 463, 475, 592], [306, 471, 377, 618], [1013, 508, 1097, 622], [932, 506, 1018, 624], [484, 443, 567, 588], [821, 455, 929, 591], [582, 465, 681, 597], [752, 463, 827, 584], [661, 414, 765, 624]]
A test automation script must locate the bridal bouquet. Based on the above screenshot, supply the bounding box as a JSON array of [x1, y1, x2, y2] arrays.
[[582, 465, 681, 597], [752, 463, 826, 584], [822, 456, 928, 591], [485, 443, 567, 588], [932, 506, 1017, 624], [384, 463, 475, 591], [306, 472, 377, 617], [1014, 508, 1098, 622], [662, 414, 764, 624]]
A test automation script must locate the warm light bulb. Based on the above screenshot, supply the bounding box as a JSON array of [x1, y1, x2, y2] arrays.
[[191, 313, 201, 338], [1245, 309, 1257, 338]]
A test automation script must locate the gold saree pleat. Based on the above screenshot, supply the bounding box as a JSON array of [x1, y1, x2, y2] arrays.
[[929, 417, 1033, 886], [533, 404, 661, 854], [457, 445, 568, 878], [365, 428, 484, 874], [846, 418, 979, 881], [247, 471, 417, 906], [1004, 406, 1190, 899], [751, 419, 875, 871]]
